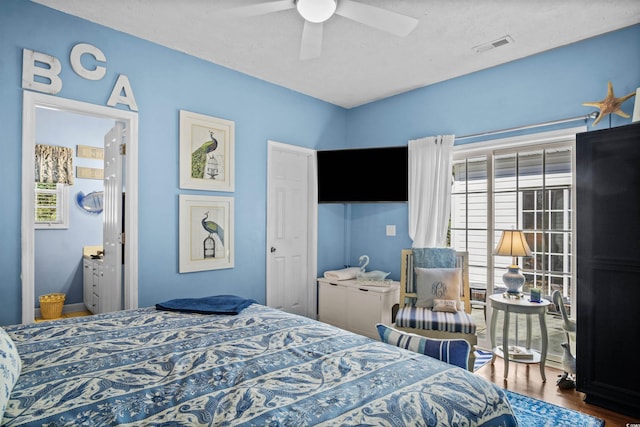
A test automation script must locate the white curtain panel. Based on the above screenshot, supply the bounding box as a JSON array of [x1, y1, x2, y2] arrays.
[[408, 135, 455, 248]]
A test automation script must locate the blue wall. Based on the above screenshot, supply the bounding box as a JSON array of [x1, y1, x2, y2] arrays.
[[1, 0, 638, 325], [0, 0, 347, 325], [343, 24, 640, 279], [34, 108, 112, 306]]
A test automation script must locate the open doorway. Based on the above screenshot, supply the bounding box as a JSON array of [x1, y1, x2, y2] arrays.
[[34, 108, 114, 319], [22, 91, 139, 324]]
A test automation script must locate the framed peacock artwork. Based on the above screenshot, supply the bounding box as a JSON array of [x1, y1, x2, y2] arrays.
[[179, 194, 234, 273], [179, 110, 235, 192]]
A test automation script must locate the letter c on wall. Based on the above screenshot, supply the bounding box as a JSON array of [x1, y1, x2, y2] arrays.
[[70, 43, 107, 81]]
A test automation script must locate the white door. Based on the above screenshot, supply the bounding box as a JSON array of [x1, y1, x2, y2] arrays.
[[266, 141, 317, 318], [101, 121, 125, 313]]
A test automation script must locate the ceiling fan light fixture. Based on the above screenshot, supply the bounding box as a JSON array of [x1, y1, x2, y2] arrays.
[[296, 0, 337, 23]]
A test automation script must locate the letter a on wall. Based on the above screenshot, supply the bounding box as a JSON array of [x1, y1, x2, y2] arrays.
[[22, 49, 63, 94], [107, 75, 138, 112]]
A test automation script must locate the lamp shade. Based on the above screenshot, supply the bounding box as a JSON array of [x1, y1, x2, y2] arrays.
[[296, 0, 337, 23], [494, 230, 532, 258], [494, 229, 532, 294]]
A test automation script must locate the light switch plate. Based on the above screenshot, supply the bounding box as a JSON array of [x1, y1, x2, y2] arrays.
[[386, 225, 396, 236]]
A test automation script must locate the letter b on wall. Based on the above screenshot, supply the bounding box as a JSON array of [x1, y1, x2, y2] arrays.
[[22, 49, 63, 94]]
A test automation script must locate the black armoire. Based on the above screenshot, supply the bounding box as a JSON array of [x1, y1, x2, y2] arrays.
[[576, 121, 640, 418]]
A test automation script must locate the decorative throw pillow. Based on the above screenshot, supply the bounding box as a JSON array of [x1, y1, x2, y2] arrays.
[[432, 299, 458, 313], [414, 267, 461, 308], [0, 328, 21, 419], [376, 323, 470, 369]]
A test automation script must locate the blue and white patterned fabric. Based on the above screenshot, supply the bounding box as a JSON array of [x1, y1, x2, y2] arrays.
[[395, 305, 477, 333], [0, 328, 21, 420], [412, 247, 457, 269], [376, 323, 470, 369], [3, 305, 516, 426]]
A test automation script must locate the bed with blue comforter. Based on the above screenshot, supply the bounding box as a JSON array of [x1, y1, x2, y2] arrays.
[[2, 303, 516, 426]]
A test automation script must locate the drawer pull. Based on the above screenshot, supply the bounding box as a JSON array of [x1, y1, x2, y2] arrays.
[[359, 288, 369, 292]]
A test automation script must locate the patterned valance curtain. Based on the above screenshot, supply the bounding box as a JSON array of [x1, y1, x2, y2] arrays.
[[35, 144, 74, 185], [408, 135, 455, 248]]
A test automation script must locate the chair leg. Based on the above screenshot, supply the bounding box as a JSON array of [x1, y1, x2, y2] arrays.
[[391, 303, 399, 323], [468, 348, 477, 372]]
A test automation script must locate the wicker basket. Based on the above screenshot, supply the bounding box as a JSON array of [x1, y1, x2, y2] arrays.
[[39, 293, 65, 319]]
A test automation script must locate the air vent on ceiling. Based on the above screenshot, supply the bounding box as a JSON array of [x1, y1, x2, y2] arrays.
[[473, 35, 514, 53]]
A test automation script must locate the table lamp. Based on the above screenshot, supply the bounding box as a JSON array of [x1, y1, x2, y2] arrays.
[[494, 229, 532, 295]]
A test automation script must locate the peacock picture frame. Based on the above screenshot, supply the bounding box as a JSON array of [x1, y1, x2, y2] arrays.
[[179, 194, 234, 273], [179, 110, 235, 192]]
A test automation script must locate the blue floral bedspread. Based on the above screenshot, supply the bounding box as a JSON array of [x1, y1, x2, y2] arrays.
[[3, 305, 516, 426]]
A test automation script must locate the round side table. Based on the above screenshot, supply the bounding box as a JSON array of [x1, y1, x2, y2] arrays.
[[489, 293, 551, 381]]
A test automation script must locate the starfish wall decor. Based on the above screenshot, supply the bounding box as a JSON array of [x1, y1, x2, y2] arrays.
[[582, 81, 636, 126]]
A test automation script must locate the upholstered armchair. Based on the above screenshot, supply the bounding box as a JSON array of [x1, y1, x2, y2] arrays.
[[392, 248, 477, 371]]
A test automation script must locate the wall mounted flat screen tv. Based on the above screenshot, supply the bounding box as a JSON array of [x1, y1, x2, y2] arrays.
[[317, 146, 408, 203]]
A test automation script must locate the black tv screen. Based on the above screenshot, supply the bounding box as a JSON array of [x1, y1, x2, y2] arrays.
[[317, 146, 408, 203]]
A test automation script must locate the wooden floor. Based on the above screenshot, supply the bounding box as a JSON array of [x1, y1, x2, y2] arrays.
[[475, 357, 640, 426], [34, 310, 92, 323]]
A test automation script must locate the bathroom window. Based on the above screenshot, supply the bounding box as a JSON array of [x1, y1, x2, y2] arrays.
[[35, 182, 69, 229]]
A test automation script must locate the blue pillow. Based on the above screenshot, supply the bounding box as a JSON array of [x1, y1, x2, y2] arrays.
[[0, 328, 21, 419], [376, 323, 470, 369]]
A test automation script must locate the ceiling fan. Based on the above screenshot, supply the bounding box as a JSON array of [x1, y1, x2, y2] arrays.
[[228, 0, 419, 60]]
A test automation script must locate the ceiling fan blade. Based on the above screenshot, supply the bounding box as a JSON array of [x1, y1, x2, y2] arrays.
[[300, 21, 323, 60], [227, 0, 295, 18], [335, 0, 418, 37]]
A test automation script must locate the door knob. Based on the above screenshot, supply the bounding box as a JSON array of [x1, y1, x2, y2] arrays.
[[270, 247, 276, 253]]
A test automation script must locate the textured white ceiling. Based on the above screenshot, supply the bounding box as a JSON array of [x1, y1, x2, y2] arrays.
[[33, 0, 640, 108]]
